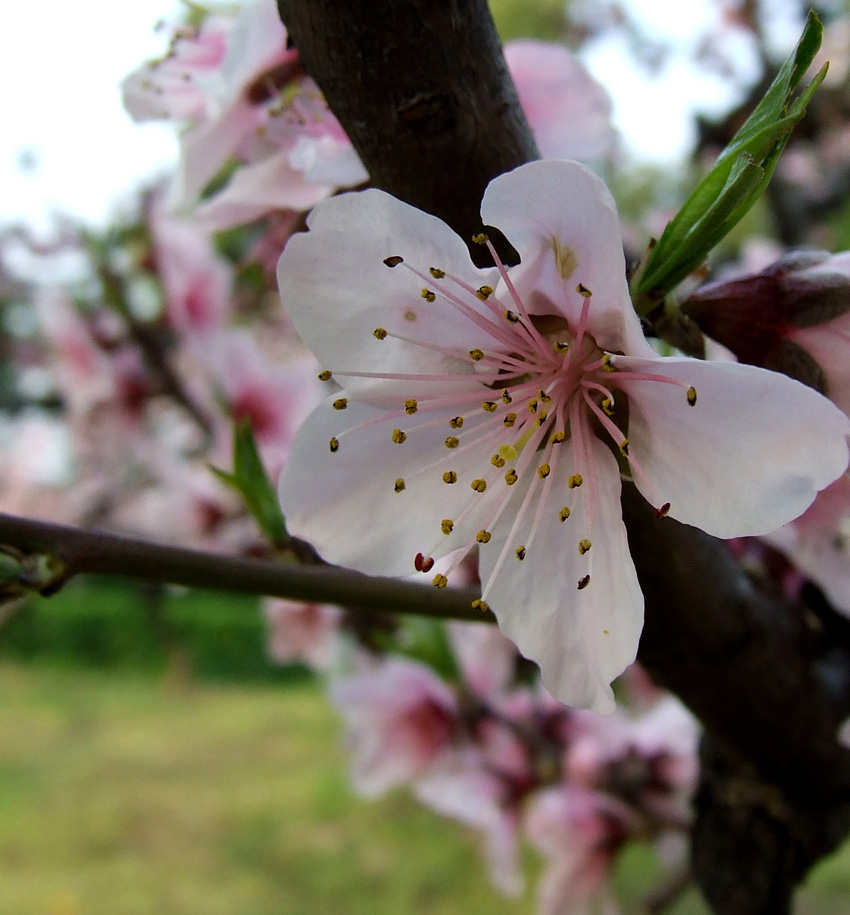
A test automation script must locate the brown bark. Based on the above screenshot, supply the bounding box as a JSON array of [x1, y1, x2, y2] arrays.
[[276, 0, 850, 911]]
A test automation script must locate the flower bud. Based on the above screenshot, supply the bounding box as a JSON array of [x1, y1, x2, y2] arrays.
[[683, 250, 850, 392]]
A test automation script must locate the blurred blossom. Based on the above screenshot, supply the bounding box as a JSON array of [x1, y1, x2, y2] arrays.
[[263, 599, 342, 670], [330, 655, 459, 797]]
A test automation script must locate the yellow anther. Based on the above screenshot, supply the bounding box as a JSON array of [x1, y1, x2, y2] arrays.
[[501, 389, 512, 404], [373, 327, 388, 340], [449, 416, 464, 429], [491, 454, 506, 468], [619, 440, 629, 457], [383, 255, 404, 267], [443, 471, 458, 484], [550, 431, 566, 444], [433, 574, 448, 589], [329, 437, 340, 453], [687, 386, 697, 406], [536, 412, 548, 426], [472, 599, 489, 612], [559, 506, 571, 522], [579, 538, 592, 555], [421, 288, 436, 302], [601, 397, 614, 416], [569, 474, 583, 489], [528, 399, 538, 413], [482, 401, 497, 413], [318, 370, 333, 381], [405, 398, 418, 414], [476, 529, 492, 544], [429, 266, 446, 279], [441, 519, 454, 535], [505, 468, 518, 486], [469, 349, 485, 361], [577, 574, 591, 590], [515, 546, 526, 561], [472, 232, 489, 245], [576, 283, 592, 298], [601, 353, 615, 372], [445, 436, 460, 449], [333, 397, 348, 410], [503, 413, 517, 427], [505, 310, 520, 323], [538, 463, 550, 479], [476, 285, 494, 300], [392, 428, 407, 444], [471, 479, 487, 493], [499, 444, 518, 462], [394, 478, 406, 493], [538, 390, 552, 403], [553, 341, 569, 353]]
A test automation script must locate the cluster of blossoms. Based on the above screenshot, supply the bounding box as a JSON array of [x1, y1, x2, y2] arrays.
[[6, 2, 850, 912], [266, 592, 698, 911]]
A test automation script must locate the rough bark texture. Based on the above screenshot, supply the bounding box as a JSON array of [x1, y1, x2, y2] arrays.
[[276, 1, 850, 910], [277, 0, 539, 258]]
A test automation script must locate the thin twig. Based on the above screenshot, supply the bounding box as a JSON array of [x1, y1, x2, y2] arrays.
[[0, 512, 488, 622]]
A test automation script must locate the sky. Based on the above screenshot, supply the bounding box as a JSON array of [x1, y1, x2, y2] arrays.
[[0, 0, 803, 233]]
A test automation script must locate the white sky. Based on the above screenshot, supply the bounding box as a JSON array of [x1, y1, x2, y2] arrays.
[[1, 0, 180, 232], [0, 0, 802, 232]]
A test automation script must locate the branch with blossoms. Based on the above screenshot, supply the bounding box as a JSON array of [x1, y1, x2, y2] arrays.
[[273, 2, 850, 913]]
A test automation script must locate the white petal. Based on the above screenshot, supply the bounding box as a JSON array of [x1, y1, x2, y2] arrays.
[[618, 356, 850, 537], [479, 435, 643, 713], [480, 160, 651, 357], [279, 398, 530, 577], [277, 189, 503, 401]]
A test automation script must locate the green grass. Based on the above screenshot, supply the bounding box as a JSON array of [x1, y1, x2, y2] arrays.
[[0, 659, 847, 914]]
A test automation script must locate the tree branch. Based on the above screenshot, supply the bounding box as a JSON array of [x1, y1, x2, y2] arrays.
[[276, 1, 850, 912], [0, 512, 487, 622]]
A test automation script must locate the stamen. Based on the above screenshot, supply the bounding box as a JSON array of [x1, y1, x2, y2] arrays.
[[476, 530, 492, 543], [318, 370, 333, 381], [441, 519, 454, 535], [405, 399, 418, 414], [394, 478, 406, 492], [373, 328, 388, 340], [687, 386, 697, 405], [391, 429, 407, 444], [471, 479, 487, 493], [383, 255, 404, 267], [443, 471, 458, 484], [433, 574, 448, 588], [333, 398, 348, 410], [329, 437, 340, 453], [515, 546, 526, 560], [471, 599, 489, 611], [579, 538, 592, 554], [577, 574, 591, 590]]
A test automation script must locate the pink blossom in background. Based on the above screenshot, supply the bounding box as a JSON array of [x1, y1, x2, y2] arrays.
[[122, 0, 367, 230], [504, 41, 616, 161], [526, 785, 633, 915], [263, 599, 342, 670], [197, 331, 324, 479], [765, 474, 850, 616], [329, 656, 459, 797], [150, 203, 234, 338], [277, 159, 850, 712]]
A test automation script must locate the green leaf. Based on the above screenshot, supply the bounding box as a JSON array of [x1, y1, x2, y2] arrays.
[[633, 11, 826, 307], [374, 616, 462, 682], [210, 419, 289, 548]]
